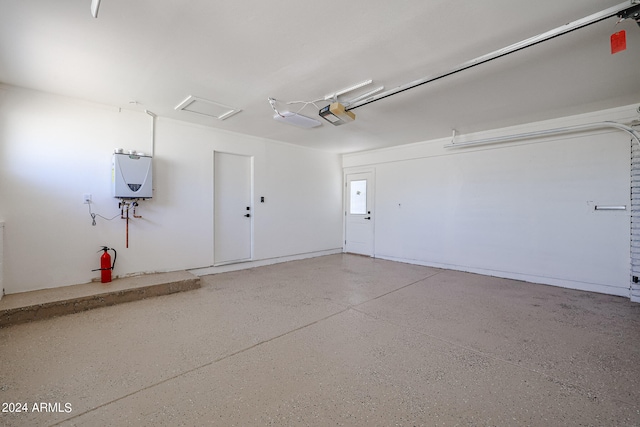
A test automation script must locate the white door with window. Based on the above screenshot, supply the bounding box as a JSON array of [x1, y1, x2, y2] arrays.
[[214, 152, 253, 265], [345, 172, 374, 256]]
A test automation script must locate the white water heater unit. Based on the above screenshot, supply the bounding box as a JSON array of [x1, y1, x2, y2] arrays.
[[112, 151, 153, 199]]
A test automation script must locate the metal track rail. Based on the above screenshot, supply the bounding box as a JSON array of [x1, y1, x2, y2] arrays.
[[347, 1, 636, 111]]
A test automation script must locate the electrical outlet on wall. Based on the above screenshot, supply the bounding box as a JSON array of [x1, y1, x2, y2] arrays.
[[83, 194, 92, 204]]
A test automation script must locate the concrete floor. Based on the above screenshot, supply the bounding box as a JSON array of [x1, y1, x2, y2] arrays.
[[0, 254, 639, 426]]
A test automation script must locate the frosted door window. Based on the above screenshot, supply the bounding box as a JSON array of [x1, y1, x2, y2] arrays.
[[350, 180, 367, 214]]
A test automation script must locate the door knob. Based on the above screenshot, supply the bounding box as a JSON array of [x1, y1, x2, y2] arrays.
[[364, 216, 371, 220], [244, 214, 251, 218]]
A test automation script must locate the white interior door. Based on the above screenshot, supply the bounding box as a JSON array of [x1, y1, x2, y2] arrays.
[[345, 172, 374, 256], [214, 152, 253, 265]]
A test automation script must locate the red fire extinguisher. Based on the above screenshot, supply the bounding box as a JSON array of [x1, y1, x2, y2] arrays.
[[92, 246, 117, 283]]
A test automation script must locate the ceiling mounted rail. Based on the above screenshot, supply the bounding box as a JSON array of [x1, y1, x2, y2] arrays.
[[443, 121, 640, 149], [347, 1, 639, 111]]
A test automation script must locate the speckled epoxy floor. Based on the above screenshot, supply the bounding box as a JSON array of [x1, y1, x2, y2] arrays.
[[1, 254, 639, 426]]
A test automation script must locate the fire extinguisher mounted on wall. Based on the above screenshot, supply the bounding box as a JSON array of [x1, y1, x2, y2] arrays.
[[92, 246, 117, 283]]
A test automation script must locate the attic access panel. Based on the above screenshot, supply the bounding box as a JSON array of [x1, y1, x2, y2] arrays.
[[175, 95, 241, 120]]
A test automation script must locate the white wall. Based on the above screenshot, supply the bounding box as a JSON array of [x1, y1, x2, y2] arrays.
[[344, 105, 639, 297], [0, 85, 343, 294], [0, 221, 4, 299]]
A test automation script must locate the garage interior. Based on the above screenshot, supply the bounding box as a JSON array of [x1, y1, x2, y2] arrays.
[[1, 0, 640, 425]]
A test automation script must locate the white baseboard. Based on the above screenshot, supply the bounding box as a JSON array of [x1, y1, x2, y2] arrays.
[[188, 248, 343, 276], [374, 254, 631, 299]]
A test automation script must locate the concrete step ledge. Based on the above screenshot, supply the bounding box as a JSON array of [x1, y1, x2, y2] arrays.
[[0, 271, 201, 328]]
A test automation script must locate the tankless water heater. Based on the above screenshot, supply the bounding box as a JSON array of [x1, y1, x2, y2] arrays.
[[112, 152, 153, 199]]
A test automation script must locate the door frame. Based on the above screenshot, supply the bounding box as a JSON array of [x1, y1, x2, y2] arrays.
[[213, 151, 255, 266], [343, 168, 375, 256]]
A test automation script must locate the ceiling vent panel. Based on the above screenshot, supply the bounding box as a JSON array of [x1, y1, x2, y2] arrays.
[[175, 95, 241, 120]]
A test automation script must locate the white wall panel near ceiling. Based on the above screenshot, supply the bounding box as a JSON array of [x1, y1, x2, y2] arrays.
[[344, 105, 638, 298]]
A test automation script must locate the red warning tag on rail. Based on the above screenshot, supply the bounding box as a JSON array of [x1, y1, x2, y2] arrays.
[[611, 30, 626, 54]]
